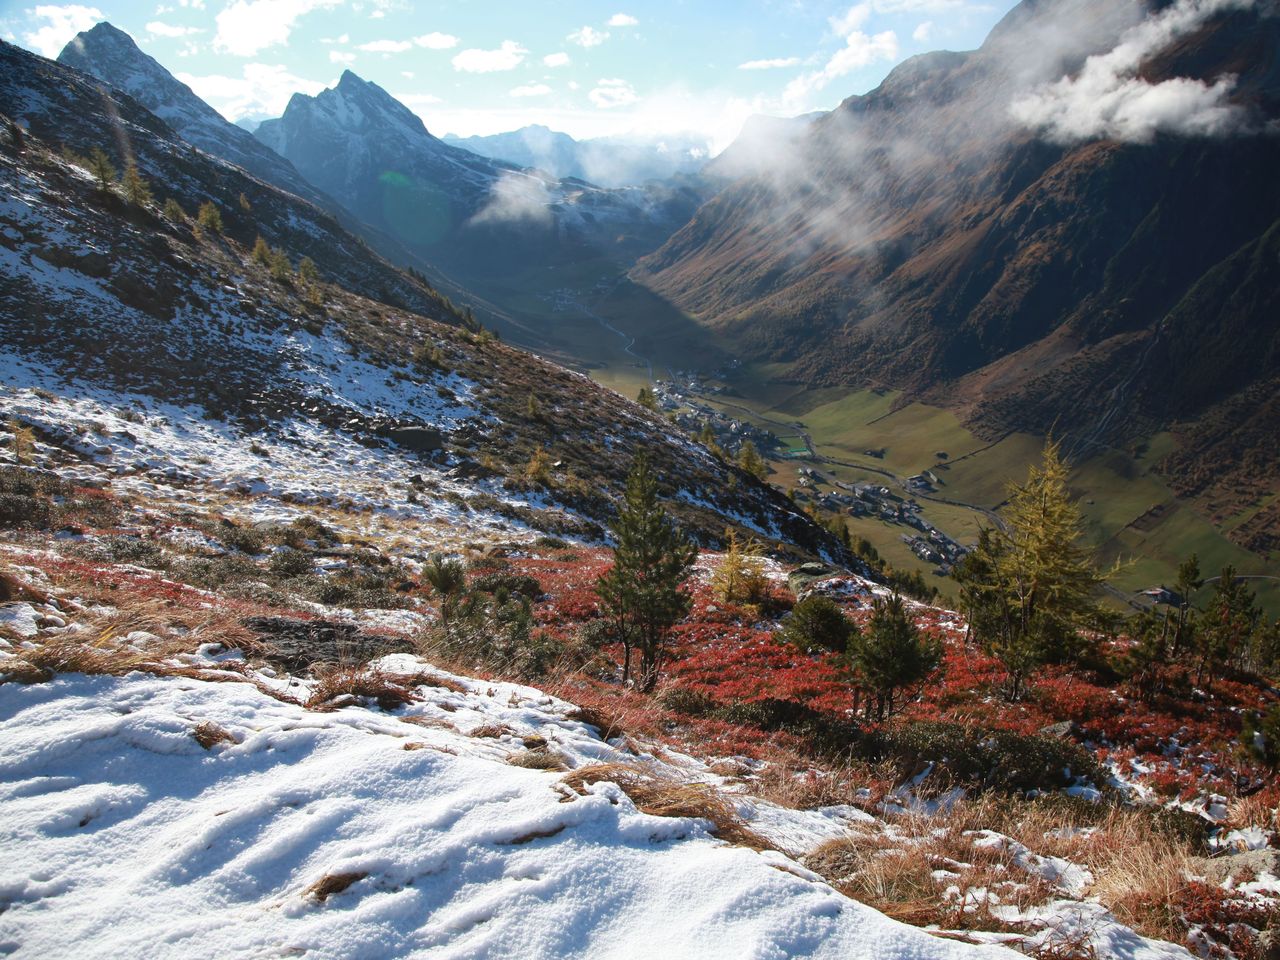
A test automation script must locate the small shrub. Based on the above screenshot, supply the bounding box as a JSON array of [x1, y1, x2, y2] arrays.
[[268, 547, 313, 578]]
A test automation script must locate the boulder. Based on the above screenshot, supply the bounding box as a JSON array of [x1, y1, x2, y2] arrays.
[[386, 426, 443, 454], [242, 615, 412, 670]]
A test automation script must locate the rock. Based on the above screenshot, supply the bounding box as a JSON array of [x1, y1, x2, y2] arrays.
[[788, 562, 835, 595], [1038, 721, 1078, 739], [1189, 849, 1280, 885], [448, 459, 499, 482], [242, 615, 412, 669], [408, 474, 425, 488], [386, 426, 443, 454]]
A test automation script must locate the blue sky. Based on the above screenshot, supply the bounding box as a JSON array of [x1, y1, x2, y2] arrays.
[[2, 0, 1019, 147]]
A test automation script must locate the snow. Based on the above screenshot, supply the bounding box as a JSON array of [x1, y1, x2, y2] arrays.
[[0, 662, 1021, 959]]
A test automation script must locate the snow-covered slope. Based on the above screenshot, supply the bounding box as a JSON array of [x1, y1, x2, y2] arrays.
[[57, 23, 336, 214], [0, 650, 1019, 960]]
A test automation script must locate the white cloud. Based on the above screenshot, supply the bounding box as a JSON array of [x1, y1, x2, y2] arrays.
[[589, 77, 639, 109], [414, 32, 458, 49], [830, 3, 873, 35], [213, 0, 338, 57], [396, 92, 443, 110], [400, 70, 414, 78], [451, 39, 527, 73], [22, 4, 104, 58], [177, 62, 327, 120], [912, 20, 934, 42], [357, 39, 411, 53], [329, 50, 355, 64], [871, 0, 967, 11], [145, 20, 201, 38], [739, 57, 801, 70], [607, 13, 638, 27], [543, 51, 570, 67], [1011, 0, 1256, 144], [510, 82, 552, 98], [783, 4, 898, 103], [470, 172, 553, 228], [567, 26, 608, 48]]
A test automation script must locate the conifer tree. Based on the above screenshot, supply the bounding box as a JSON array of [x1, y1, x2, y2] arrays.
[[122, 162, 152, 208], [1195, 567, 1260, 686], [849, 592, 942, 720], [953, 441, 1106, 700], [596, 453, 697, 690], [297, 256, 319, 286], [737, 439, 768, 479], [251, 235, 271, 265], [87, 147, 115, 193], [162, 197, 185, 221], [197, 200, 223, 234], [636, 386, 657, 411], [777, 594, 854, 654], [711, 528, 769, 606]]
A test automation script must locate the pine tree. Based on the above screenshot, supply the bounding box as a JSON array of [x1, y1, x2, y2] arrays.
[[1169, 553, 1203, 659], [267, 246, 292, 282], [238, 192, 252, 213], [423, 554, 466, 628], [636, 386, 657, 411], [197, 200, 223, 234], [87, 147, 115, 193], [596, 453, 697, 690], [849, 592, 942, 721], [122, 162, 152, 208], [711, 528, 769, 607], [251, 235, 271, 265], [297, 256, 319, 286], [737, 439, 768, 479], [162, 197, 186, 221], [953, 441, 1107, 700], [698, 423, 725, 460], [777, 594, 854, 654], [1195, 567, 1260, 687]]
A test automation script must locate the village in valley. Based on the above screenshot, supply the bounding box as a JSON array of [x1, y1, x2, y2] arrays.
[[651, 370, 972, 577]]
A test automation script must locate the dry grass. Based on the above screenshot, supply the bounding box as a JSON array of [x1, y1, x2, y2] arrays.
[[306, 667, 422, 712], [750, 758, 897, 811], [192, 720, 238, 749], [304, 871, 367, 901], [803, 794, 1218, 950], [507, 748, 570, 771], [471, 727, 514, 742], [562, 762, 769, 850]]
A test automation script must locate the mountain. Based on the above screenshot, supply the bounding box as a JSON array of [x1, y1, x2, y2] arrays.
[[703, 113, 823, 183], [54, 23, 529, 340], [255, 73, 708, 291], [444, 125, 714, 187], [633, 0, 1280, 546], [0, 38, 837, 556], [57, 23, 333, 212]]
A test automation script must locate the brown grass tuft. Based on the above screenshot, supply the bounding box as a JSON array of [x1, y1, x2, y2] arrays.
[[562, 762, 769, 850], [507, 748, 570, 771], [192, 720, 239, 749], [306, 667, 421, 712], [305, 871, 368, 902]]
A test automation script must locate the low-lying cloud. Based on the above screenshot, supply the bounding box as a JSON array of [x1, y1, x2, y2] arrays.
[[1011, 0, 1258, 143], [469, 172, 554, 228]]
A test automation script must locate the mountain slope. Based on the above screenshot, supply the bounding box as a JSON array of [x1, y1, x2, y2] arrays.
[[57, 23, 334, 213], [255, 73, 707, 290], [0, 38, 838, 556], [634, 0, 1280, 532]]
